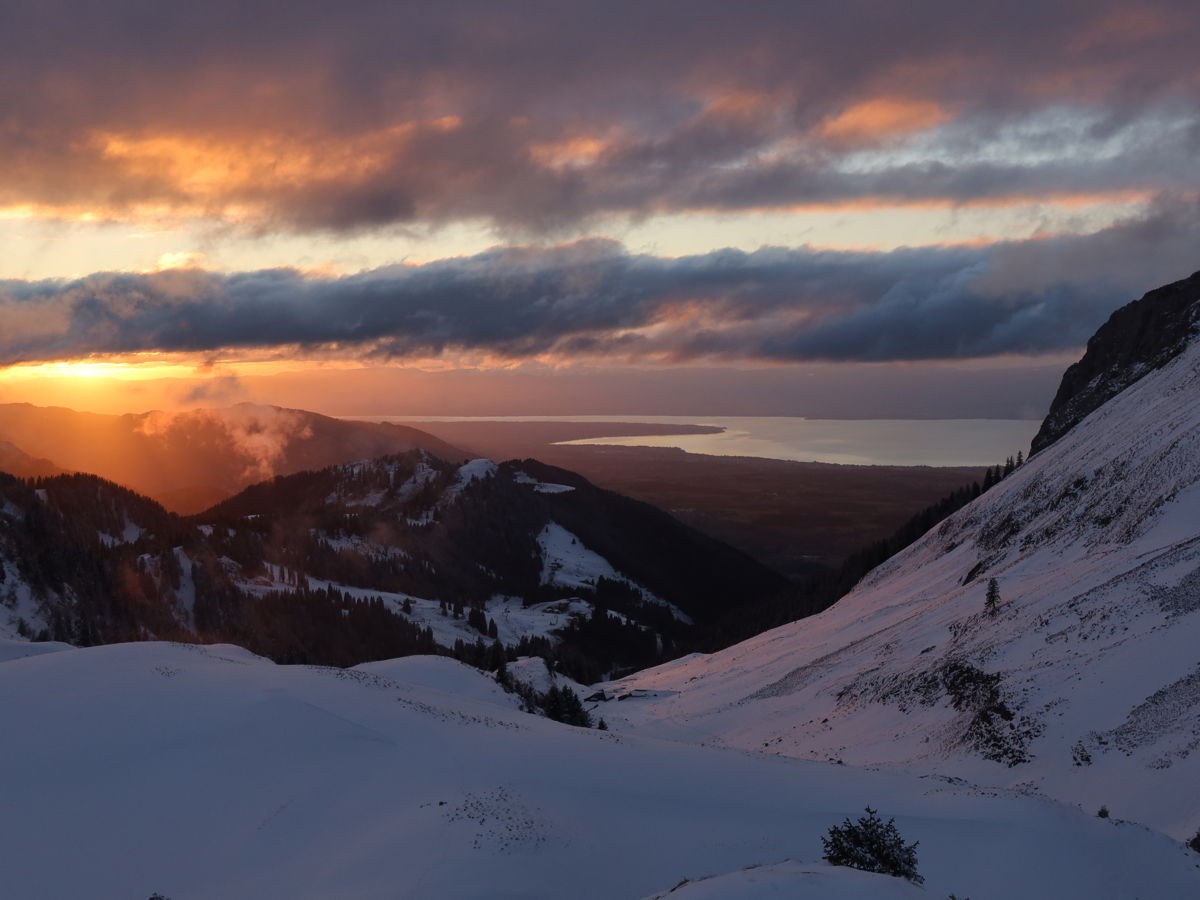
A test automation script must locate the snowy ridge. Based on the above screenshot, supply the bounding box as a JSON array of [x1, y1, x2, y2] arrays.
[[537, 520, 624, 590], [442, 458, 498, 503], [640, 860, 928, 899], [537, 521, 693, 624], [608, 338, 1200, 838]]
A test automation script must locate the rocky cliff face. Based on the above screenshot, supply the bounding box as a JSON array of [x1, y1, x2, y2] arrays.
[[1031, 270, 1200, 454]]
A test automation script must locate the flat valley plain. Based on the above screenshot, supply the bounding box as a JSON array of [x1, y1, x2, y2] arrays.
[[401, 419, 983, 578]]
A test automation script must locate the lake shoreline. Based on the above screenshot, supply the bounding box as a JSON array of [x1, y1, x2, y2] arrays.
[[346, 414, 1040, 469]]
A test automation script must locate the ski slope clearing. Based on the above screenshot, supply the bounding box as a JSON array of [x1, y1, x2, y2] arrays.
[[538, 521, 692, 624], [606, 337, 1200, 839], [2, 640, 1197, 900]]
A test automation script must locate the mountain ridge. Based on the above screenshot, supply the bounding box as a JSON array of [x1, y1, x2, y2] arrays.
[[1031, 268, 1200, 454], [0, 447, 786, 680]]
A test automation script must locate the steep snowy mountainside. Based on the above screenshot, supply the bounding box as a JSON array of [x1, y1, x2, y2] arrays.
[[606, 335, 1200, 838], [1032, 268, 1200, 454], [3, 640, 1197, 899]]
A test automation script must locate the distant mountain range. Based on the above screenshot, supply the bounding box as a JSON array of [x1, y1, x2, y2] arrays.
[[0, 440, 60, 479], [0, 402, 465, 513]]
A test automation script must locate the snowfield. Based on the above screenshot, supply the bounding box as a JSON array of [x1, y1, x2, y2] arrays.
[[538, 521, 693, 624], [237, 564, 602, 650], [514, 469, 576, 493], [606, 337, 1200, 840], [2, 639, 1198, 899]]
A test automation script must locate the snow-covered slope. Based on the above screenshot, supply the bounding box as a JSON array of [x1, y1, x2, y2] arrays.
[[606, 337, 1200, 839], [2, 640, 1197, 899]]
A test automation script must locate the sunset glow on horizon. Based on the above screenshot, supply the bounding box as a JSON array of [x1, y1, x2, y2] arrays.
[[1, 1, 1197, 418]]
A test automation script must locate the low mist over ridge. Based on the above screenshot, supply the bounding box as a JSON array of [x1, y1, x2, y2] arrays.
[[0, 402, 464, 513]]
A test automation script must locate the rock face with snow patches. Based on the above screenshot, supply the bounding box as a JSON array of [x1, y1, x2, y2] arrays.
[[1031, 269, 1200, 454], [608, 285, 1200, 839]]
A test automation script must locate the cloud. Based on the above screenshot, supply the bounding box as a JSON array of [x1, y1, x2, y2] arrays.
[[135, 405, 314, 480], [0, 2, 1197, 232], [1, 200, 1196, 366], [178, 372, 247, 406]]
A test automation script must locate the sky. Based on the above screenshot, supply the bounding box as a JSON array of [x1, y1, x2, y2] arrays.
[[1, 0, 1197, 417]]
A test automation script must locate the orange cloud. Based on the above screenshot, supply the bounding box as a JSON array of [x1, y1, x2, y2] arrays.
[[819, 97, 949, 143], [529, 134, 615, 169], [81, 115, 467, 221], [703, 90, 778, 120]]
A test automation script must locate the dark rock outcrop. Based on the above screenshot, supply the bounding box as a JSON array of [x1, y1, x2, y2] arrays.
[[1031, 271, 1200, 455]]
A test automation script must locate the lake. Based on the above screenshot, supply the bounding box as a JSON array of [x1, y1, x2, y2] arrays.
[[381, 415, 1042, 468]]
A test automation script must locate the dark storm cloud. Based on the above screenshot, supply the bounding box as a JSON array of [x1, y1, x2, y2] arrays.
[[1, 1, 1198, 230], [2, 201, 1196, 365]]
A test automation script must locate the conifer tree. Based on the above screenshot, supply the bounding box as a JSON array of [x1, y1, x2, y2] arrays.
[[985, 577, 1000, 616], [821, 807, 923, 884]]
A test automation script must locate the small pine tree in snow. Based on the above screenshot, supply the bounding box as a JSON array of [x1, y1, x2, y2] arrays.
[[985, 578, 1000, 616], [1188, 828, 1200, 854], [821, 807, 923, 884]]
